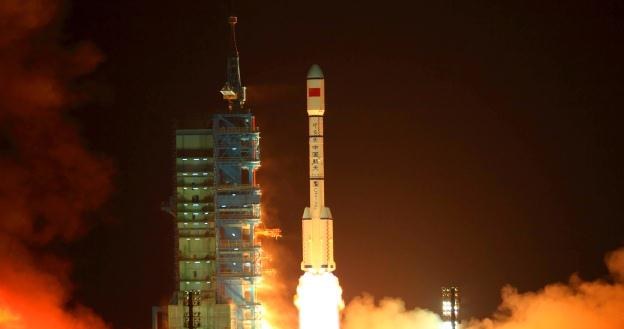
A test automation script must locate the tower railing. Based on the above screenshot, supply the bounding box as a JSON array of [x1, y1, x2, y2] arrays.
[[215, 127, 259, 134], [178, 253, 216, 261], [178, 230, 216, 238], [217, 212, 260, 220], [218, 240, 261, 249], [216, 183, 259, 191]]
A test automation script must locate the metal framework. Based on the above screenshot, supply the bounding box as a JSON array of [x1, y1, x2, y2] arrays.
[[214, 113, 262, 329], [152, 14, 265, 329]]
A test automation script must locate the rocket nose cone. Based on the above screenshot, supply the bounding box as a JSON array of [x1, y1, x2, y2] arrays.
[[307, 64, 324, 79]]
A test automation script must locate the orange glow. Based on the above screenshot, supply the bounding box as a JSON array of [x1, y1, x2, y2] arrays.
[[0, 307, 20, 329], [0, 248, 109, 329], [256, 226, 283, 239], [0, 0, 112, 328], [256, 239, 298, 329], [295, 272, 344, 329], [465, 248, 624, 329], [252, 172, 301, 329]]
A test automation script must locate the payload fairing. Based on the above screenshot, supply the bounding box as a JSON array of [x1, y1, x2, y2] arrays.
[[301, 64, 336, 274]]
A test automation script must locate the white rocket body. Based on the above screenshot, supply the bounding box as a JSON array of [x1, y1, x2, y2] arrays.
[[301, 65, 336, 274]]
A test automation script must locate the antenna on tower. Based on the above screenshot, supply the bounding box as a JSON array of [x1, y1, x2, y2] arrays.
[[220, 1, 246, 111]]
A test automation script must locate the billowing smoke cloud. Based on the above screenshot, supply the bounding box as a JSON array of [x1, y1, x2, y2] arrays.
[[339, 247, 624, 329], [256, 142, 299, 329], [0, 243, 110, 329], [0, 0, 112, 328], [342, 294, 441, 329], [466, 247, 624, 329], [257, 241, 299, 329]]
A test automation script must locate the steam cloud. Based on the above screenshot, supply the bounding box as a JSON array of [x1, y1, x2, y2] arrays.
[[342, 294, 440, 329], [339, 247, 624, 329], [0, 0, 112, 328], [466, 247, 624, 329]]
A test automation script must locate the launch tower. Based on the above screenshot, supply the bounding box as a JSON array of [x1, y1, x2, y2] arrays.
[[153, 15, 266, 329]]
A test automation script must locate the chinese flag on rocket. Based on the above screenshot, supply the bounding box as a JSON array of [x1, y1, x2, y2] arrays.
[[308, 88, 321, 97]]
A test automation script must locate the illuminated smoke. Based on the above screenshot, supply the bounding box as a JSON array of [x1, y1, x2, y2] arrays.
[[465, 247, 624, 329], [295, 272, 344, 329], [342, 294, 441, 329], [0, 0, 112, 328], [257, 241, 298, 329], [338, 248, 624, 329], [0, 243, 110, 329], [256, 158, 299, 329]]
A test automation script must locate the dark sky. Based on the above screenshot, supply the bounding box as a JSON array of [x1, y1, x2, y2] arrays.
[[63, 1, 623, 328]]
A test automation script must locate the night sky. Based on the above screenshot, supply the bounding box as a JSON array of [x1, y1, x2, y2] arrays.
[[61, 1, 623, 328]]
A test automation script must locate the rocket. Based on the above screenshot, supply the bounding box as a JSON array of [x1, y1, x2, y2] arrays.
[[301, 64, 336, 274]]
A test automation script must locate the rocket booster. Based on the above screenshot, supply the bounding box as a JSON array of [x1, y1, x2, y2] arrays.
[[301, 64, 336, 274]]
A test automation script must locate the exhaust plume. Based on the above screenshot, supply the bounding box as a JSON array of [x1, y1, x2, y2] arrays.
[[295, 272, 344, 329], [0, 0, 112, 328]]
